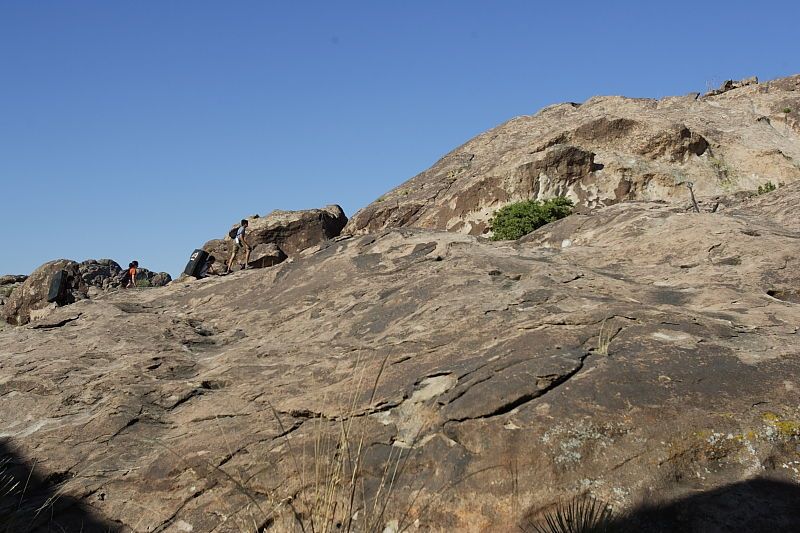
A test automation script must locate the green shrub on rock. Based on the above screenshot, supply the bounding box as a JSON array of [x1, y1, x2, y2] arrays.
[[490, 197, 574, 241], [757, 181, 777, 195]]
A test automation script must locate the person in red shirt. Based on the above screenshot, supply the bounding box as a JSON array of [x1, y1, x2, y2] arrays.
[[125, 261, 138, 288]]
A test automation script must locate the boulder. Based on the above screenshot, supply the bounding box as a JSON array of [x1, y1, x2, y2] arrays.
[[0, 275, 27, 303], [248, 243, 287, 268], [202, 205, 347, 268], [703, 76, 759, 97], [77, 259, 171, 289], [79, 259, 123, 290], [1, 260, 86, 325], [147, 271, 172, 287], [200, 239, 232, 268], [0, 275, 27, 286]]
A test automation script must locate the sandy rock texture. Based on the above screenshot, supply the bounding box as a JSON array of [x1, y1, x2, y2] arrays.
[[0, 275, 27, 304], [1, 260, 86, 326], [1, 183, 798, 531], [345, 75, 800, 236], [202, 205, 348, 269]]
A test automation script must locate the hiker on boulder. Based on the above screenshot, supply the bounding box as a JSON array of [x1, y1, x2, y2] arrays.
[[226, 220, 251, 273], [198, 255, 219, 278], [122, 261, 138, 288]]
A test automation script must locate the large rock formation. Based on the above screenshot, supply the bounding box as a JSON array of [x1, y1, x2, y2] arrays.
[[78, 259, 172, 290], [1, 260, 172, 325], [0, 275, 27, 302], [1, 260, 86, 326], [78, 259, 125, 290], [345, 75, 800, 236], [0, 275, 27, 327], [201, 205, 347, 268], [1, 184, 798, 530]]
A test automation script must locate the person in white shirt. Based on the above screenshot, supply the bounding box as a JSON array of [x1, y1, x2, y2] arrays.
[[226, 220, 251, 273]]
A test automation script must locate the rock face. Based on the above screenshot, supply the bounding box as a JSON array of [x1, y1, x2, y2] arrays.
[[202, 205, 347, 267], [0, 276, 27, 326], [1, 260, 86, 325], [0, 274, 27, 286], [0, 275, 27, 305], [79, 259, 124, 289], [703, 75, 759, 97], [146, 271, 172, 287], [345, 74, 800, 236], [1, 260, 172, 325], [1, 184, 799, 530], [78, 259, 172, 289], [248, 242, 288, 268]]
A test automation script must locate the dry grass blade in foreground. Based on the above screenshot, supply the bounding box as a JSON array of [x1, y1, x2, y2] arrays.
[[271, 351, 416, 533]]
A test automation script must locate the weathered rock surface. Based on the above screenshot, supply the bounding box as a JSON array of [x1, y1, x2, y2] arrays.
[[703, 76, 759, 97], [1, 260, 172, 325], [0, 275, 27, 287], [202, 205, 348, 268], [78, 259, 124, 290], [1, 185, 798, 530], [345, 74, 800, 236], [248, 242, 288, 268], [0, 275, 27, 307], [79, 259, 172, 289], [1, 260, 86, 326], [131, 268, 171, 288]]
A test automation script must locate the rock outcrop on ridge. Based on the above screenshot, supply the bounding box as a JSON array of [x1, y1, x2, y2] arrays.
[[345, 75, 800, 236], [2, 259, 172, 326], [78, 259, 172, 291], [0, 275, 26, 303], [201, 205, 348, 268], [1, 259, 86, 326], [1, 183, 798, 530]]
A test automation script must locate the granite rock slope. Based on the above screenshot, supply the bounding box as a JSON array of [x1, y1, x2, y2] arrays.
[[1, 184, 798, 531], [345, 75, 800, 236]]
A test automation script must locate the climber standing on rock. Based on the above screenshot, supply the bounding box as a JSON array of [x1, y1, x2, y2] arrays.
[[226, 219, 251, 273], [124, 261, 138, 288]]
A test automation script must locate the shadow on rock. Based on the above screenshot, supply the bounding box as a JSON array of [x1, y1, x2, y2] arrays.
[[618, 477, 800, 532], [0, 439, 120, 532], [523, 477, 800, 533]]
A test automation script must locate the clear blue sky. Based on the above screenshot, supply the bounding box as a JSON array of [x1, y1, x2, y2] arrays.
[[2, 1, 798, 276]]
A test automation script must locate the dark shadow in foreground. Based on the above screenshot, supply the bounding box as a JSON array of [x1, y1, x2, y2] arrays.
[[523, 477, 800, 533], [1, 439, 120, 532]]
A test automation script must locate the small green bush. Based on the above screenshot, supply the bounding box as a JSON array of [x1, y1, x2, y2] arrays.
[[757, 181, 776, 195], [490, 197, 573, 241], [783, 107, 792, 114]]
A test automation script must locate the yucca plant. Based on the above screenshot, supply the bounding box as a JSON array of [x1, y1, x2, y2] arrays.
[[521, 495, 615, 533], [0, 458, 22, 532]]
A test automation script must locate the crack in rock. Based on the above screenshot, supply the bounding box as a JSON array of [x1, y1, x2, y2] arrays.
[[445, 350, 590, 422], [29, 313, 82, 329]]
